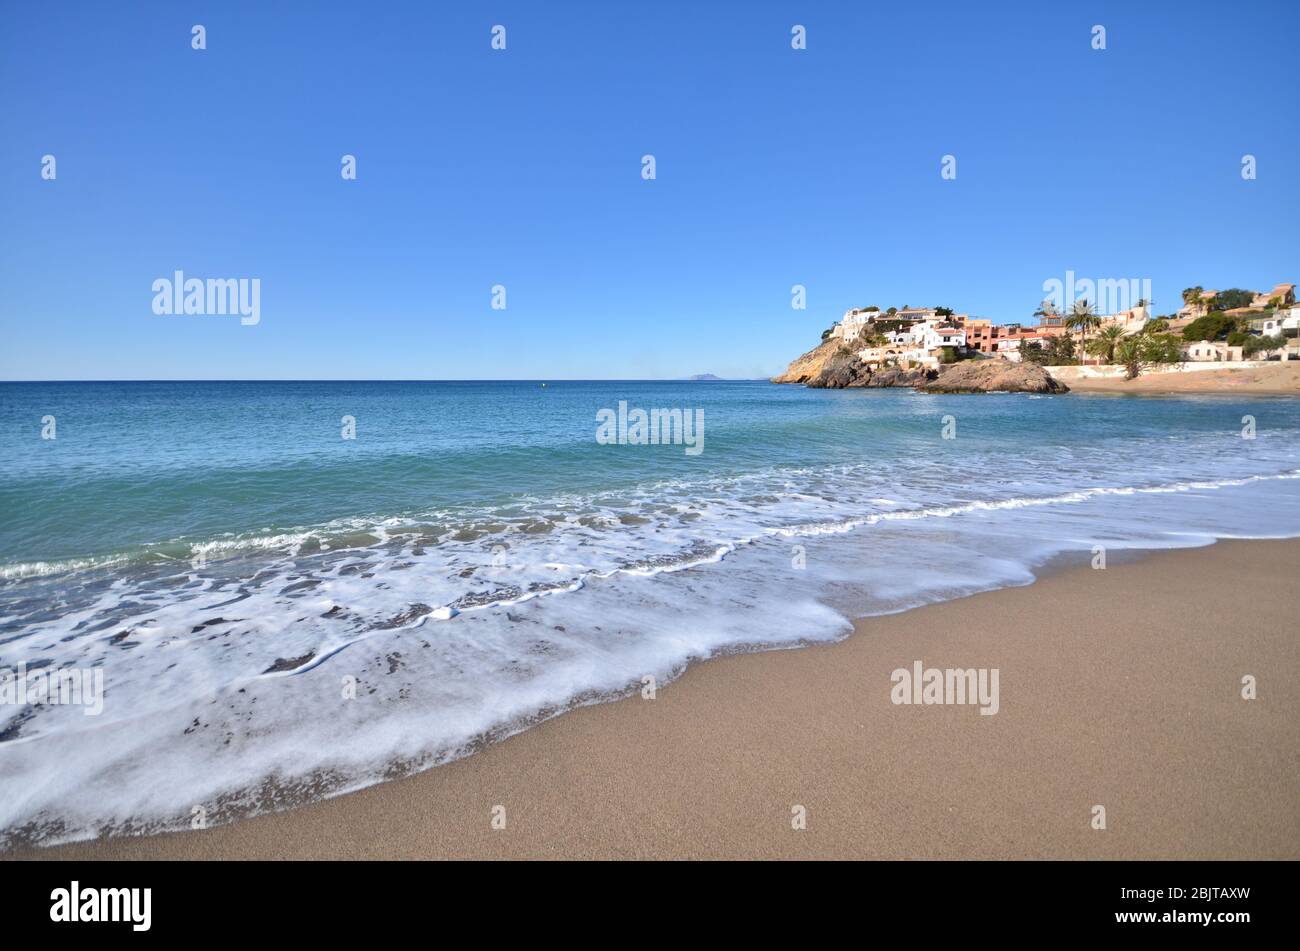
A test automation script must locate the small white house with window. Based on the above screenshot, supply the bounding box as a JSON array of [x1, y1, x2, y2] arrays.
[[832, 308, 875, 341], [923, 325, 966, 351], [1184, 340, 1243, 362], [856, 344, 906, 368], [1250, 315, 1286, 336], [901, 347, 941, 369], [994, 333, 1050, 362], [1283, 306, 1300, 336], [886, 318, 938, 347]]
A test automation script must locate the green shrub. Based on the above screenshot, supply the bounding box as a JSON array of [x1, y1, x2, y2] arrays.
[[1018, 340, 1048, 365], [1244, 334, 1285, 357], [1182, 311, 1236, 342]]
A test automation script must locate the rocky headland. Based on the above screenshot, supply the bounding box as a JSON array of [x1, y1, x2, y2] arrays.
[[772, 337, 1068, 393]]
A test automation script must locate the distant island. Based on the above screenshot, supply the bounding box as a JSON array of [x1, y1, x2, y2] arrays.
[[685, 374, 726, 381]]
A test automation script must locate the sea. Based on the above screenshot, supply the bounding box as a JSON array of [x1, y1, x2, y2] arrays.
[[2, 380, 1298, 845]]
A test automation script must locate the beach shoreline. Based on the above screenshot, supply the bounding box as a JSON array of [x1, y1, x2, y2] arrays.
[[10, 537, 1299, 861], [1061, 362, 1300, 396]]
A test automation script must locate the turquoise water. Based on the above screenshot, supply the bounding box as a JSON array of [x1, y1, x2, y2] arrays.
[[2, 380, 1299, 844]]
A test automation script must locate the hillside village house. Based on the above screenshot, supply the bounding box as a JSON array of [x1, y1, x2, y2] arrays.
[[1250, 314, 1288, 336], [856, 344, 908, 368], [1184, 340, 1244, 362], [925, 325, 967, 350], [994, 331, 1056, 362], [882, 322, 926, 346], [1177, 289, 1220, 320], [994, 336, 1028, 361], [1251, 283, 1296, 310], [856, 340, 946, 370], [1096, 304, 1152, 335], [903, 348, 942, 369], [961, 318, 1003, 353], [831, 308, 874, 341], [1177, 282, 1295, 320], [895, 307, 940, 321], [1248, 306, 1300, 343]]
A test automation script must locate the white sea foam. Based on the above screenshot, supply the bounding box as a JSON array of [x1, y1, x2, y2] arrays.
[[0, 554, 132, 581]]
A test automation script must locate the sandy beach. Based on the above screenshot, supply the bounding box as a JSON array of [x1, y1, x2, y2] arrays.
[[12, 537, 1298, 861], [1065, 363, 1300, 396]]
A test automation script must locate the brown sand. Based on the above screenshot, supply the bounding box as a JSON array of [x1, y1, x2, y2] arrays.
[[1066, 362, 1300, 395], [12, 539, 1300, 861]]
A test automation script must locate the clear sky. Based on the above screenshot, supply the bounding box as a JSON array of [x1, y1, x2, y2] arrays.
[[2, 0, 1297, 380]]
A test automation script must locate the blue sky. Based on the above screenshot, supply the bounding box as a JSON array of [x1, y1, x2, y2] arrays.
[[2, 0, 1297, 380]]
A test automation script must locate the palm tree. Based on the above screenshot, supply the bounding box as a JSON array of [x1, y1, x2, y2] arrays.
[[1033, 298, 1059, 320], [1088, 324, 1127, 364], [1181, 287, 1200, 319], [1065, 299, 1100, 364], [1115, 336, 1145, 380]]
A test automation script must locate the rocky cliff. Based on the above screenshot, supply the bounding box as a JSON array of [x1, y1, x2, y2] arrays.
[[770, 338, 934, 388], [770, 338, 856, 385]]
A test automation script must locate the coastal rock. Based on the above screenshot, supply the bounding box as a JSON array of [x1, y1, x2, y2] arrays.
[[771, 337, 861, 386], [918, 361, 1069, 394], [812, 354, 873, 388], [772, 339, 941, 389], [866, 367, 936, 388], [770, 338, 879, 388]]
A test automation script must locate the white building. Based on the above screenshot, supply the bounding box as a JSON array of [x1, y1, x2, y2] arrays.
[[923, 325, 966, 350], [994, 333, 1052, 363], [1251, 314, 1286, 336], [885, 318, 939, 347], [895, 307, 939, 321], [837, 306, 968, 366], [1183, 341, 1243, 362], [831, 308, 876, 341], [1097, 305, 1150, 335], [1252, 307, 1300, 337], [903, 348, 941, 369], [857, 343, 941, 370], [856, 344, 906, 368]]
